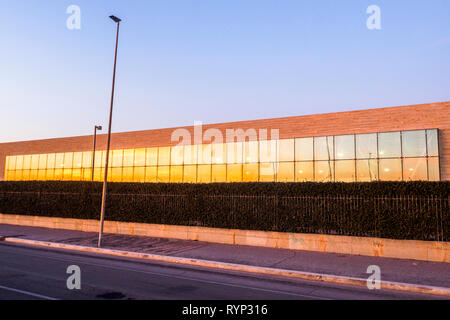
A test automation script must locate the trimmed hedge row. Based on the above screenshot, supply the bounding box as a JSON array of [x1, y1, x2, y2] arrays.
[[0, 181, 448, 241]]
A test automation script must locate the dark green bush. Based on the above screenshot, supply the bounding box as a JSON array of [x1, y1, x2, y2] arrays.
[[0, 181, 448, 241]]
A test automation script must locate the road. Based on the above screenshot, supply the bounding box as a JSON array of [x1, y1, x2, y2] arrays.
[[0, 242, 444, 300]]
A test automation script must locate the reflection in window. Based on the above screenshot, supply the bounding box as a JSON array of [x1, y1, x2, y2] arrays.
[[278, 139, 294, 162], [31, 154, 39, 170], [157, 166, 170, 182], [277, 162, 295, 182], [123, 167, 134, 182], [184, 145, 198, 165], [295, 138, 313, 161], [427, 130, 439, 157], [379, 159, 402, 181], [158, 147, 171, 166], [16, 156, 24, 170], [314, 136, 334, 161], [356, 134, 377, 159], [244, 141, 258, 163], [356, 159, 378, 182], [134, 149, 146, 167], [145, 167, 157, 182], [23, 155, 32, 170], [212, 144, 226, 165], [315, 161, 334, 182], [402, 130, 426, 157], [197, 164, 211, 183], [170, 166, 183, 183], [73, 153, 83, 169], [260, 163, 276, 182], [335, 135, 355, 160], [260, 140, 277, 162], [227, 164, 242, 182], [183, 165, 197, 183], [38, 154, 48, 169], [171, 146, 184, 165], [335, 160, 355, 182], [403, 158, 427, 181], [133, 167, 146, 183], [123, 149, 134, 167], [243, 163, 259, 182], [428, 157, 440, 181], [378, 132, 401, 158], [212, 164, 227, 182], [295, 162, 314, 182], [146, 148, 158, 166], [198, 144, 212, 165], [226, 142, 243, 164]]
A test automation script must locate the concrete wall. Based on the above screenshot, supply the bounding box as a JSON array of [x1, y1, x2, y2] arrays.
[[0, 213, 448, 262], [1, 101, 449, 180]]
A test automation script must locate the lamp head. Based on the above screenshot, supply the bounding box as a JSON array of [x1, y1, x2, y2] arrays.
[[109, 15, 121, 23]]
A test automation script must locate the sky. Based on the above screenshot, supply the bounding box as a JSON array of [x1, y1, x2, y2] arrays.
[[0, 0, 449, 143]]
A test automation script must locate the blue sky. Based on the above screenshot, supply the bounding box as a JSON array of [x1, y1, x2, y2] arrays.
[[0, 0, 449, 142]]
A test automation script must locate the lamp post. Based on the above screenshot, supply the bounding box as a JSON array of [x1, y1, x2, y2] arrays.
[[98, 15, 122, 248], [91, 125, 103, 181]]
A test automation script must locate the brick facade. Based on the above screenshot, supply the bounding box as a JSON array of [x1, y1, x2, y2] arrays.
[[1, 101, 449, 181]]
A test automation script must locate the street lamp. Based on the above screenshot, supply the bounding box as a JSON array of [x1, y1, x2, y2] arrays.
[[98, 15, 122, 248], [91, 125, 102, 181]]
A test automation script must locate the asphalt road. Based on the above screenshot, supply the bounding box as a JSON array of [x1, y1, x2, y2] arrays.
[[0, 242, 444, 300]]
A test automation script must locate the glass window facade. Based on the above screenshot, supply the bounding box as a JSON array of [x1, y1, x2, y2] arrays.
[[4, 129, 440, 183]]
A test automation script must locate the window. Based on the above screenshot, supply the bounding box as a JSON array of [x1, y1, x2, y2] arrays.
[[134, 149, 146, 167], [145, 148, 158, 166], [158, 147, 171, 166], [379, 159, 402, 181], [243, 163, 259, 182], [403, 158, 427, 181], [260, 140, 277, 162], [184, 145, 198, 165], [315, 161, 334, 182], [278, 139, 294, 162], [212, 143, 226, 164], [157, 166, 170, 182], [378, 132, 401, 158], [260, 163, 276, 182], [183, 165, 197, 183], [335, 160, 355, 182], [295, 138, 313, 161], [198, 144, 212, 165], [15, 155, 24, 170], [227, 164, 242, 182], [402, 130, 426, 157], [63, 153, 73, 169], [212, 164, 227, 182], [428, 158, 440, 181], [112, 150, 123, 167], [277, 162, 295, 182], [170, 166, 183, 183], [427, 129, 439, 157], [145, 167, 157, 182], [295, 162, 314, 182], [356, 133, 377, 160], [197, 164, 211, 183], [123, 149, 134, 167], [314, 136, 334, 161], [226, 142, 243, 164], [356, 159, 378, 182], [171, 146, 184, 165], [122, 167, 134, 182], [133, 167, 146, 182], [244, 141, 258, 163], [335, 135, 355, 160], [73, 152, 83, 169], [31, 154, 39, 170]]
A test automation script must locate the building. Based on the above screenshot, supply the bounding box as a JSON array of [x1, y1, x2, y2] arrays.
[[1, 101, 449, 183]]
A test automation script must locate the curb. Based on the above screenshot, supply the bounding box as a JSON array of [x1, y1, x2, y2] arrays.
[[3, 237, 450, 297]]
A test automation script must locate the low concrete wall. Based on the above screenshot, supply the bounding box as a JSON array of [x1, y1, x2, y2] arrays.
[[1, 213, 448, 263]]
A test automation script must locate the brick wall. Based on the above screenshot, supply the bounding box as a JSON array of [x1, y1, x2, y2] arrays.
[[1, 101, 449, 181]]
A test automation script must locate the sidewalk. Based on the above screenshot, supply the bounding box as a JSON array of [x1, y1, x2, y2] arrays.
[[1, 224, 449, 290]]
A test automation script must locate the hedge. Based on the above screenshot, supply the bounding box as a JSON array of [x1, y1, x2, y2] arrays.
[[0, 181, 448, 241]]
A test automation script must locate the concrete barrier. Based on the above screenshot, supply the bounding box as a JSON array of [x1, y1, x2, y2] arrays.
[[0, 213, 448, 263]]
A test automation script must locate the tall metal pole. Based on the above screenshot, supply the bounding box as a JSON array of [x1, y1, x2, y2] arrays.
[[91, 125, 102, 181], [98, 16, 121, 248]]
